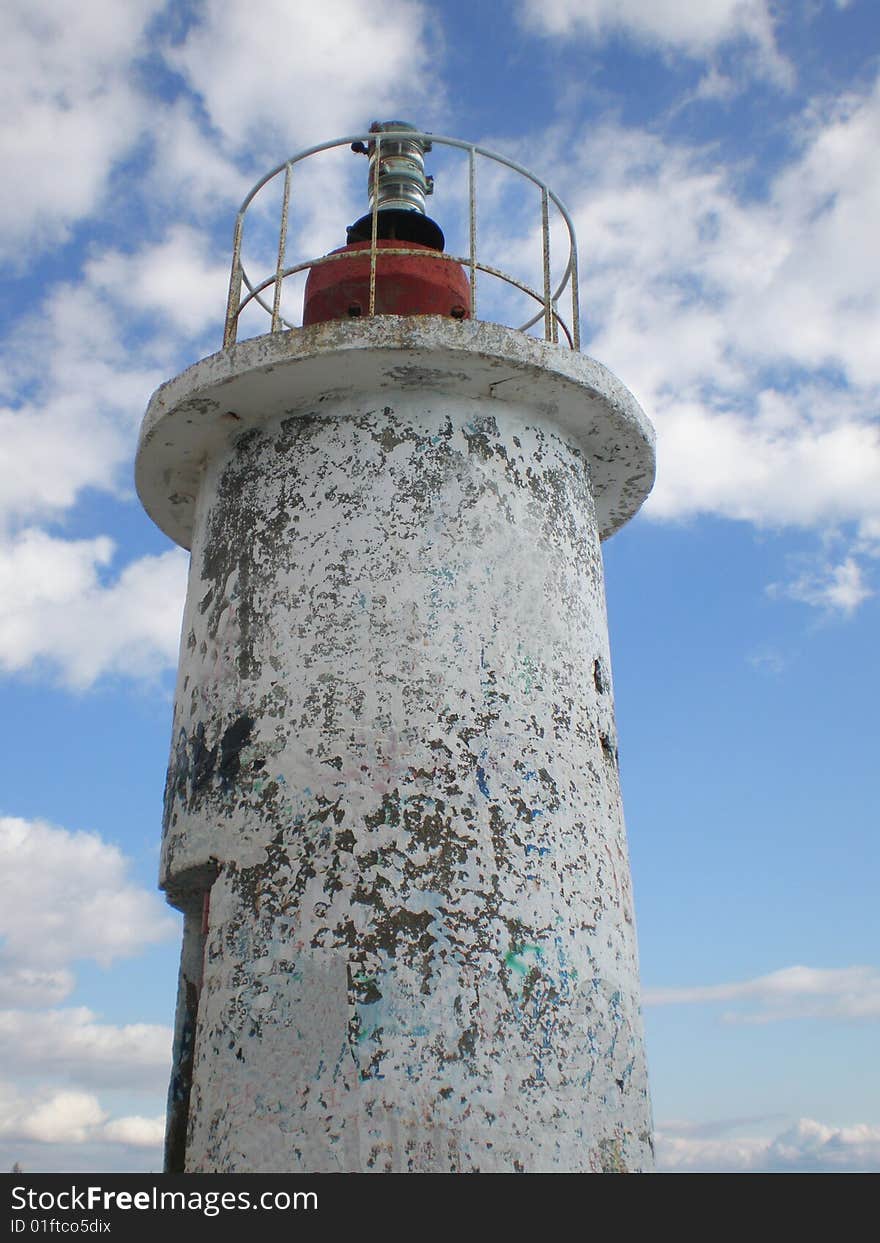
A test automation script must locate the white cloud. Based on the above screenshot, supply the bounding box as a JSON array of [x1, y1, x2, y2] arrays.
[[10, 1091, 107, 1147], [569, 78, 880, 397], [0, 529, 113, 617], [165, 0, 438, 161], [0, 1009, 171, 1089], [855, 518, 880, 566], [769, 556, 874, 615], [646, 400, 880, 531], [87, 225, 232, 339], [145, 98, 250, 218], [0, 283, 164, 530], [644, 964, 880, 1022], [102, 1114, 165, 1148], [764, 1118, 880, 1172], [657, 1117, 880, 1172], [738, 80, 880, 389], [0, 816, 176, 980], [746, 645, 788, 674], [692, 66, 739, 101], [0, 969, 75, 1009], [0, 277, 188, 698], [525, 73, 880, 599], [0, 0, 162, 260], [0, 1083, 164, 1151], [517, 0, 789, 83], [0, 531, 188, 688], [0, 820, 172, 1166]]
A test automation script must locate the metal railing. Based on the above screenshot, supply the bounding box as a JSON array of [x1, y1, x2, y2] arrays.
[[223, 131, 581, 351]]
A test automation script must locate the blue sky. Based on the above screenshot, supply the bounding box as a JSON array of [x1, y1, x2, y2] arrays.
[[0, 0, 878, 1173]]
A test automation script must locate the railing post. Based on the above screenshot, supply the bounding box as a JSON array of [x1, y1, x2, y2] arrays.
[[226, 133, 581, 350], [223, 213, 245, 350], [369, 135, 380, 317], [271, 164, 292, 333], [541, 186, 552, 342], [468, 146, 477, 320]]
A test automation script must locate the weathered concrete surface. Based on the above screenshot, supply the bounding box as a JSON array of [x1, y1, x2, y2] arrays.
[[136, 317, 655, 549], [139, 319, 655, 1172]]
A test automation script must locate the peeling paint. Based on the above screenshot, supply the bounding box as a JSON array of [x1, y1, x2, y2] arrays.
[[143, 324, 655, 1173]]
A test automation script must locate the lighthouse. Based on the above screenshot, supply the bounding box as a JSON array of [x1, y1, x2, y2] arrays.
[[136, 123, 656, 1173]]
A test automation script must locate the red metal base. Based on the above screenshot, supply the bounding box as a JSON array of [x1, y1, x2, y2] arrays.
[[303, 239, 471, 326]]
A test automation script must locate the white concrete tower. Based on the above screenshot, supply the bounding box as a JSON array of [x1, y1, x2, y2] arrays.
[[137, 124, 656, 1174]]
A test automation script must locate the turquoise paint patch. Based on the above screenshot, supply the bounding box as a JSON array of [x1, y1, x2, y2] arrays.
[[505, 943, 544, 976]]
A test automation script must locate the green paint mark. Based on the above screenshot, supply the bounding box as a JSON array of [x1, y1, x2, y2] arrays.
[[515, 643, 538, 695], [505, 943, 544, 975]]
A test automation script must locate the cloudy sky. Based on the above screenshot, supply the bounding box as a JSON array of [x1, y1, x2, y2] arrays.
[[1, 0, 878, 1174]]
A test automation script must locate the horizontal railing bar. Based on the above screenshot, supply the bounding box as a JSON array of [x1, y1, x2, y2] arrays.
[[235, 248, 570, 337]]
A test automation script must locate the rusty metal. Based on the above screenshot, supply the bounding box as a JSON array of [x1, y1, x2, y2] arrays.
[[238, 249, 549, 324], [468, 145, 477, 319], [271, 163, 291, 333], [302, 238, 471, 325], [223, 214, 244, 350], [224, 129, 582, 350], [570, 242, 581, 350], [369, 136, 380, 318], [541, 185, 553, 343]]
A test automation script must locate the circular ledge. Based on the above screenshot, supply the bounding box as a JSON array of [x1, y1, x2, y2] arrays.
[[136, 316, 655, 549]]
